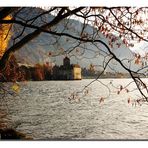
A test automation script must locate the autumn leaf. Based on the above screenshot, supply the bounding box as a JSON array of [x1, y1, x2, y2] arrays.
[[116, 43, 121, 48], [0, 15, 12, 59], [123, 39, 127, 44], [11, 83, 20, 93], [134, 58, 140, 65]]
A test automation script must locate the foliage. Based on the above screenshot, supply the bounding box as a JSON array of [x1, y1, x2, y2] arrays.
[[0, 15, 12, 59]]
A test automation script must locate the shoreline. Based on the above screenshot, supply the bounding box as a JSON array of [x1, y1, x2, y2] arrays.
[[0, 128, 33, 140], [1, 77, 147, 83]]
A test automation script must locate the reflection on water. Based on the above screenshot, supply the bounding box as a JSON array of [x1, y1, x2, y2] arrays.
[[0, 79, 148, 140]]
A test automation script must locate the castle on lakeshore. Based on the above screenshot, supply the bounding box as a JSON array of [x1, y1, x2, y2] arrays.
[[52, 56, 82, 80]]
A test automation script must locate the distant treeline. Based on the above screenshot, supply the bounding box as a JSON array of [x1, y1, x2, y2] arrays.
[[0, 55, 138, 82], [0, 55, 52, 82], [81, 67, 131, 79]]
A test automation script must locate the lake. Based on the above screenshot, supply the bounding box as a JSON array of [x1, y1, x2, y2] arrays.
[[0, 79, 148, 140]]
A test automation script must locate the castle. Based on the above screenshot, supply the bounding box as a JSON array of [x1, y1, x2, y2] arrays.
[[16, 57, 82, 81], [52, 56, 82, 80]]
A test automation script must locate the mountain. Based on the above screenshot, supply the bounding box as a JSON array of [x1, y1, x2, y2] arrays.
[[11, 7, 139, 72]]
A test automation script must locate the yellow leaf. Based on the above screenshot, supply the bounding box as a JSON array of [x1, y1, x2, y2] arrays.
[[12, 83, 20, 93]]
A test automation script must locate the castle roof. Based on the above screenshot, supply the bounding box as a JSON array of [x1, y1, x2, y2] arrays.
[[73, 64, 80, 68], [64, 56, 70, 60]]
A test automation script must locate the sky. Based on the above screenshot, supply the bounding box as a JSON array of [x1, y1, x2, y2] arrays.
[[130, 41, 148, 56]]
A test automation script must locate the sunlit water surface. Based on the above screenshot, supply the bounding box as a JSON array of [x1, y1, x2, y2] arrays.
[[0, 79, 148, 140]]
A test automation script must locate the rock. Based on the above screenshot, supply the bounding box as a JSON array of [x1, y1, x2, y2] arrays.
[[0, 128, 33, 140]]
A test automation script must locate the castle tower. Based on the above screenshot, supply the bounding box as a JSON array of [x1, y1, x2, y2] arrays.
[[63, 56, 70, 67]]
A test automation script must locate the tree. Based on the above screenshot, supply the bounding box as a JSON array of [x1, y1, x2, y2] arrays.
[[0, 7, 147, 102]]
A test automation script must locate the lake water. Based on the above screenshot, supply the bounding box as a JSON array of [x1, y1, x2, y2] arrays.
[[0, 79, 148, 140]]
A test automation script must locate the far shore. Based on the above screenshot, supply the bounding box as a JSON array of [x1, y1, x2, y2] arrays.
[[1, 77, 147, 83]]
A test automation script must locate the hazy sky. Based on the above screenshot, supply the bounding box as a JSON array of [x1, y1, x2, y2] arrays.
[[130, 41, 148, 56]]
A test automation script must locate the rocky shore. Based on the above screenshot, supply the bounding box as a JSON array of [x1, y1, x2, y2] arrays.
[[0, 128, 33, 140], [0, 110, 33, 140]]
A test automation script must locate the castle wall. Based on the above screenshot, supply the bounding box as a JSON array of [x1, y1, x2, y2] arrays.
[[73, 67, 82, 80]]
